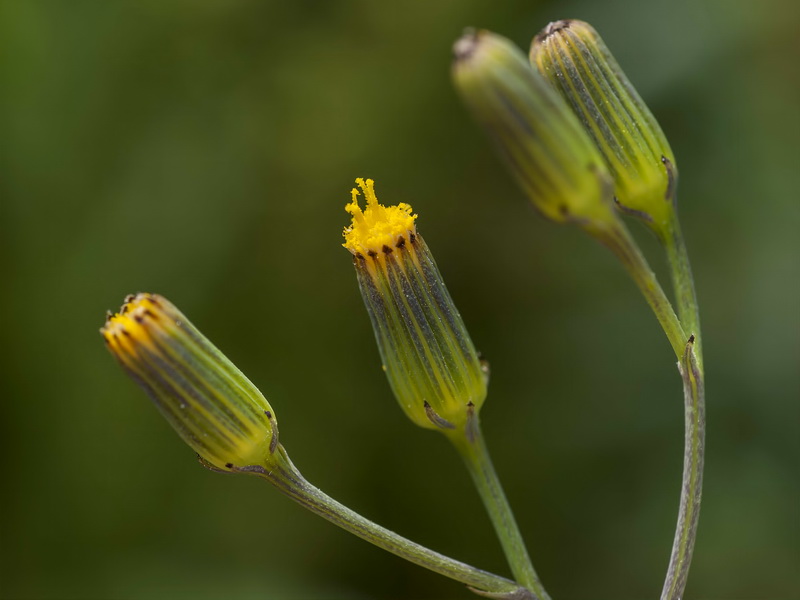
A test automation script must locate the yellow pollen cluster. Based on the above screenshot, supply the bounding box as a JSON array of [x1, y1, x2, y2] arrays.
[[343, 178, 417, 256]]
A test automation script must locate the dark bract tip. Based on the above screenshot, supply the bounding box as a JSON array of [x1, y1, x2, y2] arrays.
[[453, 28, 480, 61], [534, 19, 573, 45]]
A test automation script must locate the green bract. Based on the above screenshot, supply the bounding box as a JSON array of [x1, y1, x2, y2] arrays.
[[452, 29, 616, 227], [531, 20, 677, 239], [102, 293, 279, 472], [344, 179, 487, 434]]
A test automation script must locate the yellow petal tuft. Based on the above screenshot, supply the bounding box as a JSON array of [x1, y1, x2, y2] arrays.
[[343, 178, 417, 256]]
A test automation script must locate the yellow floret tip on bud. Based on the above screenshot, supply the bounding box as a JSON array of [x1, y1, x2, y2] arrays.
[[343, 178, 417, 257], [102, 294, 165, 356]]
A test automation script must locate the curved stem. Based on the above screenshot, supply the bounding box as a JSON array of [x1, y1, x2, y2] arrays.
[[661, 338, 705, 600], [241, 446, 533, 599], [660, 215, 706, 600], [587, 215, 705, 600], [448, 421, 551, 600], [586, 220, 686, 358]]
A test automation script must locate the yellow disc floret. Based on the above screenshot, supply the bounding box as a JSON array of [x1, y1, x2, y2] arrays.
[[343, 178, 417, 256], [101, 293, 164, 357]]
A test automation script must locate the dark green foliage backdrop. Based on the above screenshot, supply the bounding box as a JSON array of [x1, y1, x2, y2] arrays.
[[1, 1, 798, 598]]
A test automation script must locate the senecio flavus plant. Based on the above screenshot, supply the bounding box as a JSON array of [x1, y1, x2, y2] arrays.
[[102, 19, 705, 600]]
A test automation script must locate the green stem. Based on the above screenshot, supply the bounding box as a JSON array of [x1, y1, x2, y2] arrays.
[[242, 446, 533, 599], [589, 215, 705, 600], [664, 217, 703, 370], [587, 220, 686, 358], [448, 421, 551, 600], [661, 339, 705, 600], [660, 216, 706, 600]]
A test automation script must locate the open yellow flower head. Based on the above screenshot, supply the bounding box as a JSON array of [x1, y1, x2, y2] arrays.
[[344, 178, 417, 257], [531, 20, 678, 239], [343, 179, 487, 434], [452, 29, 617, 227], [101, 293, 279, 472]]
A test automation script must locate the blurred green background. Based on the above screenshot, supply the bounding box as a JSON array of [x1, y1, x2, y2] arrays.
[[1, 0, 798, 598]]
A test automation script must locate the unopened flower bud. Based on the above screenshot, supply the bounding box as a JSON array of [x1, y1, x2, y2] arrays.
[[101, 293, 278, 472], [452, 29, 616, 227], [343, 178, 486, 433], [531, 20, 677, 237]]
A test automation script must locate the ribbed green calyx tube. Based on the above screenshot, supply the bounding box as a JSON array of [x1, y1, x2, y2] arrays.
[[101, 293, 279, 472], [531, 20, 678, 239], [343, 178, 487, 434], [452, 29, 617, 228], [531, 19, 702, 351]]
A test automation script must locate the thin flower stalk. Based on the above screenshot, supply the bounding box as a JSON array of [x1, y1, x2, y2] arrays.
[[240, 446, 534, 600], [664, 221, 703, 368], [585, 220, 687, 359], [662, 337, 705, 600], [448, 420, 551, 600]]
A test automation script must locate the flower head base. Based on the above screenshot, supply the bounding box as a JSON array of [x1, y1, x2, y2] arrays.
[[343, 178, 417, 257], [102, 293, 278, 472], [531, 20, 678, 238], [344, 180, 486, 434]]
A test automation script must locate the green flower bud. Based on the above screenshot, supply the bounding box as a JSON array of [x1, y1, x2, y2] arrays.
[[531, 20, 677, 238], [343, 178, 487, 434], [101, 293, 279, 472], [452, 29, 617, 227]]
